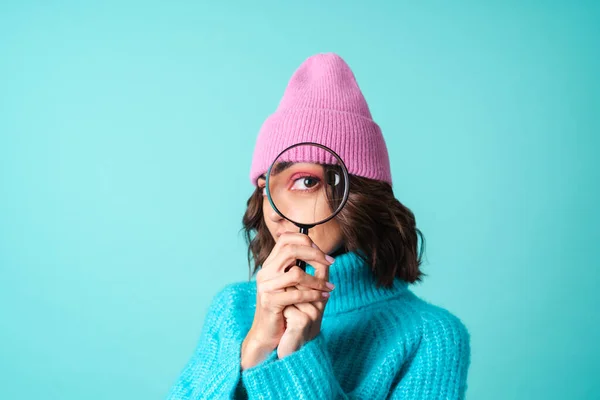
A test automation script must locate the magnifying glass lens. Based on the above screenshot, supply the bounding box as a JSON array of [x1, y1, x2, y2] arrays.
[[266, 144, 348, 227]]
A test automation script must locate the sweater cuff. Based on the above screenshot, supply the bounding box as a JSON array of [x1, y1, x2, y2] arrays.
[[241, 332, 341, 399]]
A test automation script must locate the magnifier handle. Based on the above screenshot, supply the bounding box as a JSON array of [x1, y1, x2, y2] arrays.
[[293, 226, 309, 272], [296, 258, 307, 271]]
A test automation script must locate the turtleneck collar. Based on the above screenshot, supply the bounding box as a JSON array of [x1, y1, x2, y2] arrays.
[[305, 250, 410, 315]]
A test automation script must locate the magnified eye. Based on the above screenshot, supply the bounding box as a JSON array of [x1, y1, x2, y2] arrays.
[[291, 175, 321, 191]]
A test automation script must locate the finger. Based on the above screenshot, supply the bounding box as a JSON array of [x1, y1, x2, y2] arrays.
[[282, 304, 303, 319], [285, 285, 327, 315], [305, 241, 333, 282], [308, 255, 331, 283], [282, 304, 311, 333], [263, 232, 329, 270], [260, 266, 334, 293], [261, 287, 328, 310], [291, 294, 321, 320], [281, 257, 331, 316], [268, 232, 315, 260], [261, 232, 312, 275], [270, 243, 333, 274]]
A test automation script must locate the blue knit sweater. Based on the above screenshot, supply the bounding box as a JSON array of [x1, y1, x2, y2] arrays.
[[166, 250, 471, 399]]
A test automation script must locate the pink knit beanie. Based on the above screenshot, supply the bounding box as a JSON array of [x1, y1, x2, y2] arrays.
[[249, 52, 392, 187]]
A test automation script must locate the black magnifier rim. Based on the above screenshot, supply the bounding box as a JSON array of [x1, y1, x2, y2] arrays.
[[265, 142, 350, 228]]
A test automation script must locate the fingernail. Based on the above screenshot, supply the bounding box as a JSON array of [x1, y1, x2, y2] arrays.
[[322, 291, 330, 298], [326, 282, 335, 290], [312, 243, 318, 249], [326, 255, 335, 264]]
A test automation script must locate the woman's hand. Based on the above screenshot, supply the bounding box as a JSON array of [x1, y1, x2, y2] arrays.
[[241, 233, 335, 370], [277, 241, 333, 359]]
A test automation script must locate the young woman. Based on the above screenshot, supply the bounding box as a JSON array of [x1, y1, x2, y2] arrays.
[[166, 53, 471, 399]]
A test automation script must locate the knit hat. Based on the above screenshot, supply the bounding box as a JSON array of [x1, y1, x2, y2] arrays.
[[249, 52, 392, 187]]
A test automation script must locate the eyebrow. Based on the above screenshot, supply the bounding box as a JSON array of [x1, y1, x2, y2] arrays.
[[270, 161, 294, 176], [257, 162, 296, 183]]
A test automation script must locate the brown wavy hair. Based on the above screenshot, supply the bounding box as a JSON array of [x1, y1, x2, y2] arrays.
[[240, 174, 426, 287]]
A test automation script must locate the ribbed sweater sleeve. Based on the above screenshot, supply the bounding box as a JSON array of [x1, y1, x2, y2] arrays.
[[241, 331, 350, 399], [388, 310, 471, 400], [165, 284, 277, 400]]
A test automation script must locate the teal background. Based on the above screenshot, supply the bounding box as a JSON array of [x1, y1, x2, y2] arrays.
[[1, 1, 598, 399]]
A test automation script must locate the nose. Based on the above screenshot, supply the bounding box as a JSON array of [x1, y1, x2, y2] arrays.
[[267, 207, 284, 222], [263, 195, 283, 222]]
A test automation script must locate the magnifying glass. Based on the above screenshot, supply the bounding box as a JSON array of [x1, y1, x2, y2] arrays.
[[265, 142, 350, 272]]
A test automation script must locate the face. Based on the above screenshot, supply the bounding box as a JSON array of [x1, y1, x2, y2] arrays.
[[257, 164, 344, 255]]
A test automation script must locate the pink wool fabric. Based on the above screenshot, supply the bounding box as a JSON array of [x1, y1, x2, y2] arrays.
[[249, 52, 392, 187]]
